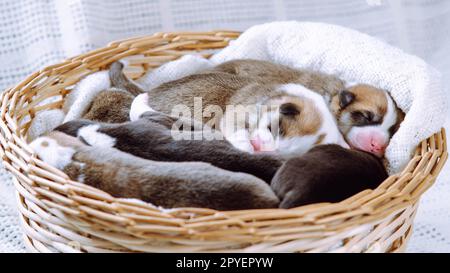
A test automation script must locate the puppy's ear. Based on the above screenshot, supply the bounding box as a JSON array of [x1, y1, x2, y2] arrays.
[[280, 103, 300, 116], [339, 90, 355, 109]]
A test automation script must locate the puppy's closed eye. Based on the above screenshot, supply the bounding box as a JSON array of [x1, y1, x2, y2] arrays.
[[351, 110, 381, 126], [280, 103, 300, 116]]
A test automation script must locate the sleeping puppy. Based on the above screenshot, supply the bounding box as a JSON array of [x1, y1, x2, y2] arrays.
[[55, 111, 283, 183], [271, 144, 388, 208], [29, 132, 279, 210], [212, 59, 405, 157], [330, 85, 405, 157]]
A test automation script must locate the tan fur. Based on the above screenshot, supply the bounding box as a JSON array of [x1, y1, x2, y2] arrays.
[[213, 59, 345, 97], [147, 72, 253, 124], [276, 96, 322, 137], [80, 62, 142, 123], [82, 89, 134, 123], [331, 84, 387, 118]]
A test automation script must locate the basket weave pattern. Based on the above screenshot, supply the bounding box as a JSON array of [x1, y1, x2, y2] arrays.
[[0, 31, 447, 253]]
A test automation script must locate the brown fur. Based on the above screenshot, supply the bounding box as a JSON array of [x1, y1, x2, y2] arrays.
[[42, 132, 279, 210], [82, 88, 134, 123], [213, 59, 345, 97], [80, 61, 143, 123], [271, 144, 388, 208], [146, 72, 253, 124]]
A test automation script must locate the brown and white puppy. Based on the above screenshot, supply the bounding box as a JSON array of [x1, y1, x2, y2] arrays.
[[212, 59, 405, 157], [330, 85, 405, 157], [271, 144, 388, 208], [81, 62, 141, 123], [55, 112, 283, 183], [130, 72, 348, 155], [29, 131, 279, 210]]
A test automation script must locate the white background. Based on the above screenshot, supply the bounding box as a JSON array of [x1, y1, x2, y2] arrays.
[[0, 0, 449, 252]]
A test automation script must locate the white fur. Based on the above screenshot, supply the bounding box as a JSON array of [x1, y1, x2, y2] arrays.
[[130, 93, 156, 121], [224, 129, 254, 153], [78, 125, 116, 148], [278, 135, 318, 155], [381, 92, 397, 132], [280, 83, 349, 148], [29, 137, 75, 170]]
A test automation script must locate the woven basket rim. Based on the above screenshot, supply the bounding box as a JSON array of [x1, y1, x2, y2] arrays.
[[0, 30, 447, 253]]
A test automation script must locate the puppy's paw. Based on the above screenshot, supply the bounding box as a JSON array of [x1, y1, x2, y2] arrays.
[[224, 129, 255, 153], [232, 141, 255, 153], [77, 124, 116, 148], [29, 135, 76, 170]]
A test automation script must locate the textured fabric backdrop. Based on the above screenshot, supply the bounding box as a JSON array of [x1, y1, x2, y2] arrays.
[[0, 0, 449, 252]]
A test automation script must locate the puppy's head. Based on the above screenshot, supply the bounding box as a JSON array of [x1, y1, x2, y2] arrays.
[[249, 84, 348, 155], [331, 84, 404, 157]]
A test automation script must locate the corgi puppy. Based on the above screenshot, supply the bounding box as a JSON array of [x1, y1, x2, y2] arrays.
[[129, 72, 348, 155], [29, 132, 279, 210], [223, 83, 349, 155], [213, 59, 405, 157], [271, 144, 388, 208], [55, 111, 284, 183], [330, 84, 405, 157]]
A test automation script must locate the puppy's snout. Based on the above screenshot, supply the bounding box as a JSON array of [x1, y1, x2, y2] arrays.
[[354, 132, 388, 157]]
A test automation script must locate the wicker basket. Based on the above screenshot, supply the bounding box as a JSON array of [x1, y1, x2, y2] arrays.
[[0, 30, 447, 253]]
